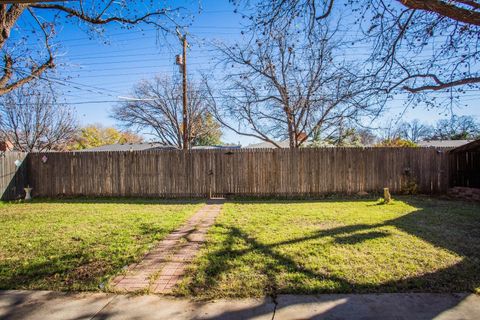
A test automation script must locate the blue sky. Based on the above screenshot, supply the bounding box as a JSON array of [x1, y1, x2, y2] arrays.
[[15, 0, 480, 145]]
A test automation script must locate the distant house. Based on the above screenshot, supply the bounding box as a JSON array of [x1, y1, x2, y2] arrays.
[[0, 140, 13, 152], [417, 140, 473, 148], [245, 140, 291, 148], [191, 145, 241, 150], [246, 133, 309, 149], [75, 142, 176, 152], [75, 143, 241, 152], [245, 139, 475, 149]]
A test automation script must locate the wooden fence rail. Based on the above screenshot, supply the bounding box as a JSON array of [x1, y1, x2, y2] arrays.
[[24, 148, 450, 198]]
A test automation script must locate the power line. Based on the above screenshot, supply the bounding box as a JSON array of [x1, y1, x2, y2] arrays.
[[7, 94, 480, 107], [67, 63, 214, 74], [62, 69, 211, 79], [65, 55, 217, 66], [12, 67, 124, 97]]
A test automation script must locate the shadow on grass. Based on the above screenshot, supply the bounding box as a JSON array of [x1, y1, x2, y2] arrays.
[[333, 230, 391, 245], [1, 197, 479, 319], [0, 225, 174, 291], [182, 197, 480, 318], [0, 195, 201, 291], [0, 251, 106, 291]]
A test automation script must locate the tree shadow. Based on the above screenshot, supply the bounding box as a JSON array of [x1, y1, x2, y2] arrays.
[[2, 197, 479, 319], [0, 251, 109, 291], [333, 230, 390, 244], [0, 223, 175, 291], [183, 197, 480, 318], [0, 290, 117, 320]]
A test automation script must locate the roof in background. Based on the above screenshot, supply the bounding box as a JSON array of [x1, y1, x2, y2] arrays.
[[74, 140, 474, 151], [245, 140, 474, 149], [417, 140, 473, 148], [75, 143, 176, 152], [191, 145, 242, 150], [75, 143, 243, 152], [450, 139, 480, 153], [245, 140, 291, 148]]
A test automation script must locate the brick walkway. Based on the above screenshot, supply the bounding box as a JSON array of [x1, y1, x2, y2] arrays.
[[111, 200, 224, 294]]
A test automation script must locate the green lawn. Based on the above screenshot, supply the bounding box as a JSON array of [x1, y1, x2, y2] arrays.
[[177, 197, 480, 298], [0, 199, 202, 291]]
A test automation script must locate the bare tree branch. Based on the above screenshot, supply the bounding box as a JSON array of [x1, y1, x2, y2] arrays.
[[398, 0, 480, 26], [30, 3, 176, 29], [0, 1, 183, 94], [403, 75, 480, 92], [234, 0, 480, 100]]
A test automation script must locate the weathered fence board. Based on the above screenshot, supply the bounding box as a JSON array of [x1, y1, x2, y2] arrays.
[[450, 149, 480, 188], [0, 152, 28, 200], [25, 148, 450, 198]]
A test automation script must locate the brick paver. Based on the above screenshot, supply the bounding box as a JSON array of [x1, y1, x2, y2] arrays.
[[111, 200, 224, 294]]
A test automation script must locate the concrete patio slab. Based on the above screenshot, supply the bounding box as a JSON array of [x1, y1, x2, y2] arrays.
[[274, 293, 480, 320]]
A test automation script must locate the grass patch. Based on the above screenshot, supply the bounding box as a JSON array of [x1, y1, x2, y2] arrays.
[[0, 198, 202, 291], [177, 196, 480, 298]]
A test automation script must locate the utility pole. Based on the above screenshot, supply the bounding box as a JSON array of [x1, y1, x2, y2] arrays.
[[182, 35, 188, 151], [176, 29, 188, 151]]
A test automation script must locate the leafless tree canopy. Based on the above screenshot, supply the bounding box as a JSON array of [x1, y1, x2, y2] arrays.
[[112, 76, 219, 148], [0, 84, 78, 151], [397, 119, 433, 142], [231, 0, 334, 36], [209, 21, 383, 148], [234, 0, 480, 102], [431, 115, 480, 139], [378, 115, 480, 142], [356, 0, 480, 100], [0, 1, 183, 95]]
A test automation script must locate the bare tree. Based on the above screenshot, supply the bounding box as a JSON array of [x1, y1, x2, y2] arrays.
[[238, 0, 480, 33], [397, 119, 433, 142], [0, 84, 78, 151], [233, 0, 480, 100], [209, 22, 383, 148], [377, 118, 403, 141], [430, 115, 480, 140], [0, 1, 183, 95], [354, 0, 480, 100], [112, 76, 222, 148], [231, 0, 334, 37], [310, 126, 377, 147]]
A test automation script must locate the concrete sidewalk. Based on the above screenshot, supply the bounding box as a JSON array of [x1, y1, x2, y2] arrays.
[[1, 290, 479, 320]]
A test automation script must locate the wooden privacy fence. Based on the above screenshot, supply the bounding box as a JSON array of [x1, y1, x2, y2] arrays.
[[0, 152, 28, 200], [26, 148, 450, 198], [450, 147, 480, 188]]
